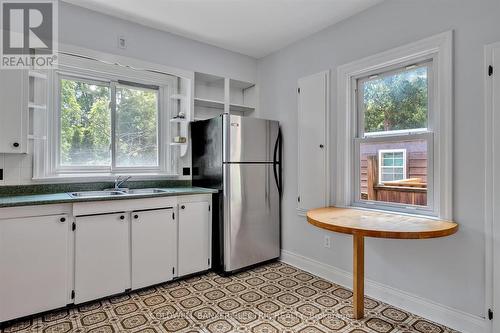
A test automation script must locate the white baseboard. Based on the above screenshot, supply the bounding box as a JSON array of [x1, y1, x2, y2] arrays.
[[280, 250, 487, 333]]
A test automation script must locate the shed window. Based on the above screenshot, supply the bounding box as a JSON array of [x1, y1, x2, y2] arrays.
[[378, 149, 406, 183]]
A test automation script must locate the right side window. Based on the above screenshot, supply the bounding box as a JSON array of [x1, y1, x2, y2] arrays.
[[356, 61, 433, 211]]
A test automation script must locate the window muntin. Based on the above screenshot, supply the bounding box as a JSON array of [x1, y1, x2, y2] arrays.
[[115, 84, 159, 167], [355, 61, 433, 211], [378, 149, 406, 183], [60, 78, 111, 167]]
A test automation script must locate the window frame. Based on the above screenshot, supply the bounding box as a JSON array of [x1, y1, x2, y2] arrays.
[[353, 60, 434, 214], [45, 53, 178, 178], [336, 31, 453, 219], [378, 149, 407, 184]]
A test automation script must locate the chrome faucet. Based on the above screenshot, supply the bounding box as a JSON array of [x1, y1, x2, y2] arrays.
[[114, 176, 132, 191]]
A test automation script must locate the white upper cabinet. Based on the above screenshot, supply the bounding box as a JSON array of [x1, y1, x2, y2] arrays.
[[0, 69, 28, 153], [131, 208, 176, 289], [0, 214, 69, 322], [74, 213, 130, 304], [178, 200, 211, 276], [297, 71, 330, 214]]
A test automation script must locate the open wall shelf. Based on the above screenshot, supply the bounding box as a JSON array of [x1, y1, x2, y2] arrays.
[[194, 98, 224, 110], [170, 118, 189, 123], [193, 72, 257, 121], [230, 103, 255, 113], [29, 71, 48, 80], [195, 73, 225, 102], [229, 79, 256, 111], [169, 76, 192, 158]]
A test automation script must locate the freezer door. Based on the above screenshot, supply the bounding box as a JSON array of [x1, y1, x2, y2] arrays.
[[223, 163, 280, 272], [224, 115, 280, 163]]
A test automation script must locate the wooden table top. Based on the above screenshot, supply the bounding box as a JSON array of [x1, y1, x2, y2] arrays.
[[307, 207, 458, 239]]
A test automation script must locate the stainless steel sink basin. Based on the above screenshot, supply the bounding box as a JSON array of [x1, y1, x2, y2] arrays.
[[68, 188, 168, 199], [69, 191, 126, 198], [126, 188, 167, 195]]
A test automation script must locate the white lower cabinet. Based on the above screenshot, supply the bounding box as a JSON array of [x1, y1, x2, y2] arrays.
[[178, 201, 211, 276], [131, 208, 176, 289], [0, 214, 69, 322], [74, 213, 130, 304], [0, 194, 213, 321]]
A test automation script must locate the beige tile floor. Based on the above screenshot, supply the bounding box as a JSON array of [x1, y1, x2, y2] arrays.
[[1, 262, 459, 333]]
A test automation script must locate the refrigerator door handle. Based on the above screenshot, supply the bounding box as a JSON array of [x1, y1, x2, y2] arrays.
[[273, 130, 282, 195]]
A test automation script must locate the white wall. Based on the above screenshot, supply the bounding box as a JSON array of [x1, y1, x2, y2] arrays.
[[0, 2, 257, 185], [257, 0, 500, 319], [58, 2, 257, 82]]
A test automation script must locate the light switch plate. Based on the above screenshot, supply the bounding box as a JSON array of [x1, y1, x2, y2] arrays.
[[118, 36, 126, 49]]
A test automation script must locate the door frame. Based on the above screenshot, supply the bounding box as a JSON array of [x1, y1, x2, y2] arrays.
[[485, 41, 500, 332]]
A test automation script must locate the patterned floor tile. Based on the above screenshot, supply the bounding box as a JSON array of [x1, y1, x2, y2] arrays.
[[1, 262, 459, 333]]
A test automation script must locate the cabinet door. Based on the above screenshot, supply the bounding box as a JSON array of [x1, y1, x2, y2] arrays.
[[297, 71, 329, 213], [178, 201, 210, 276], [0, 214, 69, 322], [0, 69, 27, 153], [131, 208, 175, 290], [75, 213, 130, 304]]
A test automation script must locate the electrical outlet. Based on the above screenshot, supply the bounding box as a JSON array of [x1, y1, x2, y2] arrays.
[[324, 235, 331, 248]]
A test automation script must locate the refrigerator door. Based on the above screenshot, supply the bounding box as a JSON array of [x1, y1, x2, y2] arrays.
[[223, 163, 280, 272], [224, 115, 280, 163], [191, 116, 224, 189]]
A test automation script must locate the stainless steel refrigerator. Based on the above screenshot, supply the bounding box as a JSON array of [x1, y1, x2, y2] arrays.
[[192, 114, 282, 273]]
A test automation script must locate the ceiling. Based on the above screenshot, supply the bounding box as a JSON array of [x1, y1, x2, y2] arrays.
[[63, 0, 384, 58]]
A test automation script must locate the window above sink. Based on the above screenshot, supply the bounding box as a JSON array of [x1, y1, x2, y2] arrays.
[[30, 47, 194, 181]]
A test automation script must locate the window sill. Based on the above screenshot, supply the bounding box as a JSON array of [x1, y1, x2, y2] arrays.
[[350, 202, 437, 219], [32, 172, 182, 183]]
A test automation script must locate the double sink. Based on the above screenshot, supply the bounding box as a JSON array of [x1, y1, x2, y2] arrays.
[[69, 188, 168, 199]]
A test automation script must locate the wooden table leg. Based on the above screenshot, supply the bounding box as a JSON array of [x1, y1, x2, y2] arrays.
[[353, 234, 364, 319]]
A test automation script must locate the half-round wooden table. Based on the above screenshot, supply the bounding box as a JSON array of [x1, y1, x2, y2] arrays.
[[307, 207, 458, 319]]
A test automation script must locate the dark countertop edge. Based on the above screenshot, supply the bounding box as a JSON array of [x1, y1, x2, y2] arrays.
[[0, 187, 219, 208]]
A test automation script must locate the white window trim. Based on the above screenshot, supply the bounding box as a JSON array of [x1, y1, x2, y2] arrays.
[[378, 149, 407, 184], [33, 46, 187, 180], [53, 57, 174, 176], [336, 31, 453, 219]]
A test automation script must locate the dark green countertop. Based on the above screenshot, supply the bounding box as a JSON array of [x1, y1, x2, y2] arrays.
[[0, 187, 218, 208]]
